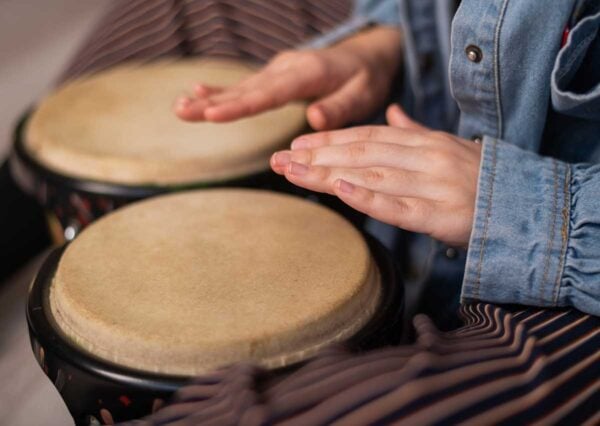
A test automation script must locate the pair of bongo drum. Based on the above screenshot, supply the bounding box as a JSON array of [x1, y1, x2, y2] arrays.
[[17, 59, 403, 425]]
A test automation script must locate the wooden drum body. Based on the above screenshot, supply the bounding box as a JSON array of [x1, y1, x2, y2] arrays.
[[26, 190, 403, 425], [10, 114, 282, 243]]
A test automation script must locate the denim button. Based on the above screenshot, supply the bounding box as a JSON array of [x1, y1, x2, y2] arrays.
[[445, 248, 458, 259], [472, 135, 483, 144], [465, 45, 483, 63]]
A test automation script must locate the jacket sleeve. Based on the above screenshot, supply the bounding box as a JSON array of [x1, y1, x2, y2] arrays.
[[302, 0, 401, 49], [462, 136, 600, 316]]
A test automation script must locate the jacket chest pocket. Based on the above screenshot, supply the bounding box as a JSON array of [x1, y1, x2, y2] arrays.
[[551, 8, 600, 121]]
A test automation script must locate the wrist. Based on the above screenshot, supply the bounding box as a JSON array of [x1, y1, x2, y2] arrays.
[[336, 26, 403, 76]]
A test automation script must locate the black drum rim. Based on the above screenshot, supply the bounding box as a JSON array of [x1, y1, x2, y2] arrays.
[[26, 245, 189, 392], [11, 112, 275, 200], [27, 234, 402, 389]]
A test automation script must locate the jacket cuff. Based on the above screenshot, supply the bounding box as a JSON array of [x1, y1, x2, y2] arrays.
[[462, 137, 571, 310]]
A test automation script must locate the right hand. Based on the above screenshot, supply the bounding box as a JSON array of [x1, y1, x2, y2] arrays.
[[174, 27, 403, 130]]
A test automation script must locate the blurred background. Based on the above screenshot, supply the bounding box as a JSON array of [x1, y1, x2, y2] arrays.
[[0, 1, 113, 424]]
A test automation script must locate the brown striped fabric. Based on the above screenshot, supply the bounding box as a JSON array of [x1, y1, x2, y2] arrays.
[[58, 0, 352, 83], [121, 304, 599, 425]]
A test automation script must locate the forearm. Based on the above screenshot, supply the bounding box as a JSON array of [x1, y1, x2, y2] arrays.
[[332, 26, 404, 81]]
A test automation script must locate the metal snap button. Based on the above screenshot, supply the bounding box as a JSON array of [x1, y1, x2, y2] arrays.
[[64, 221, 80, 241], [465, 45, 483, 63], [445, 247, 458, 259], [472, 135, 483, 144]]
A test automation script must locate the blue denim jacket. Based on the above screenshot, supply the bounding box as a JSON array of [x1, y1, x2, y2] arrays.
[[308, 0, 600, 317]]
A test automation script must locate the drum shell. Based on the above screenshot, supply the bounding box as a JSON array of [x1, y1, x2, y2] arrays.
[[10, 113, 365, 243], [27, 235, 403, 425]]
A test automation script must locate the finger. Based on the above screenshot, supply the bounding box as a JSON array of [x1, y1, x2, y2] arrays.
[[270, 151, 290, 175], [194, 83, 224, 97], [386, 103, 428, 131], [176, 70, 289, 121], [203, 88, 290, 122], [290, 126, 428, 151], [306, 75, 370, 131], [177, 97, 230, 121], [332, 180, 433, 235], [282, 162, 335, 195], [275, 143, 428, 172], [286, 164, 442, 199], [201, 65, 325, 122]]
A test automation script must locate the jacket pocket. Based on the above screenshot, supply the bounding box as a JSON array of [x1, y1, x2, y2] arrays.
[[551, 10, 600, 121]]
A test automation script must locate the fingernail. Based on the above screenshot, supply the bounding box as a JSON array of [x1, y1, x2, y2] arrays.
[[288, 162, 309, 176], [273, 151, 291, 167], [194, 83, 213, 96], [337, 179, 355, 194], [308, 104, 329, 129], [291, 137, 310, 150], [315, 104, 328, 120], [175, 96, 191, 109]]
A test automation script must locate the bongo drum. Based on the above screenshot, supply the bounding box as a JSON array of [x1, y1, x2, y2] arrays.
[[9, 59, 308, 242], [27, 189, 403, 425]]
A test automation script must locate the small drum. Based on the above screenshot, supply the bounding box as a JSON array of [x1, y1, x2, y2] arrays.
[[9, 59, 312, 242], [27, 189, 403, 425]]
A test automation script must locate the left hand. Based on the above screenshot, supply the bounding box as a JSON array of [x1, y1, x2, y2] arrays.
[[270, 104, 482, 247]]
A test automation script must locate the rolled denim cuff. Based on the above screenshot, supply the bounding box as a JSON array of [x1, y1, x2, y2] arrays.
[[559, 162, 600, 316], [462, 137, 574, 311]]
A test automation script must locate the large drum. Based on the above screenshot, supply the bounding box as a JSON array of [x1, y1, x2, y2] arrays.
[[9, 59, 313, 242], [27, 189, 403, 425]]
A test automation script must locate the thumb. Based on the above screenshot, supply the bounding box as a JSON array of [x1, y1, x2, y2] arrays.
[[386, 104, 427, 131], [307, 76, 373, 131]]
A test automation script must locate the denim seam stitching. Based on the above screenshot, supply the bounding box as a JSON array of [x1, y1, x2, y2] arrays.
[[553, 164, 572, 305], [473, 138, 498, 297], [493, 0, 510, 139], [540, 160, 559, 304]]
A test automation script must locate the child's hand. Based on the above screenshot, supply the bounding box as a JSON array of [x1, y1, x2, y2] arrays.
[[271, 104, 482, 247], [175, 27, 402, 130]]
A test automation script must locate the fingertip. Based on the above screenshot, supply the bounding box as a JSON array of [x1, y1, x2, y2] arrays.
[[271, 151, 291, 169], [290, 137, 310, 150], [204, 105, 243, 122], [334, 179, 355, 194], [269, 152, 278, 168], [194, 83, 209, 97], [386, 103, 426, 131], [307, 104, 329, 131], [385, 103, 404, 126], [387, 103, 401, 113], [173, 97, 201, 121], [194, 83, 223, 97], [203, 106, 226, 122], [270, 153, 286, 175], [174, 96, 191, 110]]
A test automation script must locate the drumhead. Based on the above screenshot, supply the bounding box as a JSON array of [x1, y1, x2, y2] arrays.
[[49, 189, 381, 375], [24, 59, 306, 185]]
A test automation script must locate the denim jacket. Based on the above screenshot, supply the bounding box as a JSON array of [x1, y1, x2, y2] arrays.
[[308, 0, 600, 317]]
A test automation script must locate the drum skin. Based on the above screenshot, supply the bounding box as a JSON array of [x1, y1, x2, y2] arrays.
[[27, 236, 403, 425], [10, 113, 365, 242]]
